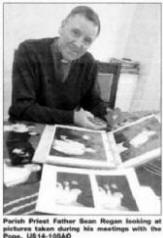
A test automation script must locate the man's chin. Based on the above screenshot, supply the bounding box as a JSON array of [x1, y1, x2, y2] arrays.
[[64, 52, 83, 62], [65, 55, 80, 62]]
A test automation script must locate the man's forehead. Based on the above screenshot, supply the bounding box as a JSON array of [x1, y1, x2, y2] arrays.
[[65, 14, 95, 27]]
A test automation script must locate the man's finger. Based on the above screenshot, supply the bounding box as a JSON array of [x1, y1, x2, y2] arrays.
[[85, 118, 106, 130], [84, 110, 94, 119]]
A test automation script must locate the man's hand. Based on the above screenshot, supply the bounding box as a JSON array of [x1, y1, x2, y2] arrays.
[[73, 108, 106, 130], [105, 107, 126, 130]]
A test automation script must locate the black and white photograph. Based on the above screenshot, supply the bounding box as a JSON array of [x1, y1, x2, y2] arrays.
[[47, 124, 115, 168], [32, 124, 115, 168], [112, 115, 161, 167], [56, 172, 94, 208], [36, 165, 96, 214], [95, 174, 138, 212], [2, 1, 162, 233], [50, 126, 107, 161]]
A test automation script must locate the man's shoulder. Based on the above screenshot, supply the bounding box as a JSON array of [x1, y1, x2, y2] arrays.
[[79, 51, 96, 64], [18, 37, 54, 51]]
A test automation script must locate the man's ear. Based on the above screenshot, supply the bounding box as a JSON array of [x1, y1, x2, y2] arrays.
[[58, 26, 62, 36], [61, 19, 66, 27], [58, 19, 66, 35]]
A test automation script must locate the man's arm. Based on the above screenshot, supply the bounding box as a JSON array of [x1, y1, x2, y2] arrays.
[[9, 42, 73, 124]]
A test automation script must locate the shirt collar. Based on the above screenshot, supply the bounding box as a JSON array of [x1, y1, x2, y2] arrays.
[[51, 38, 63, 61], [51, 37, 72, 65]]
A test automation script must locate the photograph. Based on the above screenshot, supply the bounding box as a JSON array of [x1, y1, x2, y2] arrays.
[[50, 126, 108, 161], [111, 115, 161, 167], [2, 0, 161, 225], [95, 174, 138, 211], [56, 172, 94, 208], [48, 125, 115, 168], [36, 165, 96, 214], [33, 124, 116, 168]]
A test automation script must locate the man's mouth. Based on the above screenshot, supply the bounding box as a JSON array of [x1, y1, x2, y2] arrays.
[[71, 51, 80, 57], [69, 45, 81, 56], [70, 48, 80, 56]]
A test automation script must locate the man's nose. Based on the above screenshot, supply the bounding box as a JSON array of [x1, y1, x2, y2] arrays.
[[74, 38, 85, 49]]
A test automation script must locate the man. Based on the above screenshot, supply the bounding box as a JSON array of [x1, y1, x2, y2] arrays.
[[9, 6, 109, 129]]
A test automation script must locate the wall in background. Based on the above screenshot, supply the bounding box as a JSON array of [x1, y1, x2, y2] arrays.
[[121, 4, 161, 111], [4, 3, 161, 119]]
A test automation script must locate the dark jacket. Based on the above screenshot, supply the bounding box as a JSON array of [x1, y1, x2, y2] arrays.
[[9, 37, 106, 124]]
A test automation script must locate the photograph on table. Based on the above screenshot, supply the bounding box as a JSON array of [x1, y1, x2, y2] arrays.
[[50, 126, 107, 159], [109, 114, 161, 168], [36, 164, 149, 214], [95, 174, 138, 212], [36, 165, 96, 214], [55, 172, 94, 208], [33, 124, 116, 168]]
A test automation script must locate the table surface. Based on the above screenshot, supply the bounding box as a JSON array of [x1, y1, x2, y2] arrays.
[[3, 112, 161, 215]]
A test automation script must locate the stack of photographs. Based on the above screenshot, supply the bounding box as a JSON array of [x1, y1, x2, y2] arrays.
[[33, 114, 161, 169], [34, 114, 161, 214]]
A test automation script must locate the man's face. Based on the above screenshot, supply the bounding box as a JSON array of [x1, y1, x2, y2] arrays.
[[58, 14, 98, 61]]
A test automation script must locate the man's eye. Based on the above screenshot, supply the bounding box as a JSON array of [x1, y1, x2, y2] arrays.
[[72, 29, 81, 37], [84, 38, 92, 45]]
